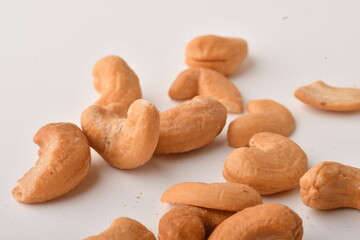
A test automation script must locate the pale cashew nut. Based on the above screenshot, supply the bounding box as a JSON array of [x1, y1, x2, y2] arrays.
[[227, 99, 295, 148], [300, 161, 360, 210], [81, 99, 160, 169], [93, 55, 142, 107], [185, 35, 248, 76], [169, 68, 243, 113], [294, 80, 360, 111], [84, 217, 155, 240], [12, 123, 91, 203], [224, 132, 308, 195]]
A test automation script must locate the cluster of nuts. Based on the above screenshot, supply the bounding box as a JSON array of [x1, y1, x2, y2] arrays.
[[12, 34, 360, 239]]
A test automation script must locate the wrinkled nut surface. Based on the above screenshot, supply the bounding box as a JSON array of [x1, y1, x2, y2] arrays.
[[224, 132, 308, 195], [294, 80, 360, 111], [300, 161, 360, 210], [185, 35, 248, 76], [161, 182, 262, 211], [84, 217, 155, 240], [81, 99, 160, 169], [159, 206, 234, 240], [208, 203, 303, 240], [12, 123, 91, 203], [227, 99, 296, 148], [93, 55, 142, 107], [169, 68, 243, 113], [155, 96, 227, 154]]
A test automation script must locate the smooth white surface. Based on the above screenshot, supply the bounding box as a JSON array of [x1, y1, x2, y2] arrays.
[[1, 0, 360, 239]]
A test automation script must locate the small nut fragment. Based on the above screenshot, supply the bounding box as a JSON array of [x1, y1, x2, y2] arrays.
[[12, 123, 91, 203], [93, 55, 142, 107], [223, 132, 308, 195], [294, 80, 360, 111], [155, 96, 227, 154], [300, 161, 360, 210], [227, 99, 295, 148], [161, 182, 262, 211], [185, 35, 248, 76], [81, 99, 160, 169], [84, 217, 155, 240], [169, 68, 243, 113], [208, 203, 303, 240]]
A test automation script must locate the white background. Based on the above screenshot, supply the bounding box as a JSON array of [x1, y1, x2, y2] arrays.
[[1, 0, 360, 239]]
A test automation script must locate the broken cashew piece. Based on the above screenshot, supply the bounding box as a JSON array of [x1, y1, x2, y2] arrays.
[[208, 203, 303, 240], [84, 217, 155, 240], [227, 99, 295, 148], [81, 99, 160, 169], [300, 161, 360, 210], [93, 55, 142, 107], [12, 123, 91, 203], [294, 80, 360, 111], [169, 68, 243, 113]]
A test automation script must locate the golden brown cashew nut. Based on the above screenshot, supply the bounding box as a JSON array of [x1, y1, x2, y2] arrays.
[[227, 99, 295, 148], [185, 35, 248, 76], [294, 80, 360, 111], [155, 96, 227, 154], [81, 99, 160, 169], [208, 203, 303, 240], [84, 217, 155, 240], [300, 161, 360, 210], [12, 123, 91, 203], [93, 55, 142, 107], [224, 132, 308, 195], [169, 68, 243, 113]]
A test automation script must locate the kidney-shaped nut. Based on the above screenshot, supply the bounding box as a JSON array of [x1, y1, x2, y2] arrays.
[[300, 161, 360, 210], [224, 132, 308, 195], [81, 99, 160, 169], [159, 205, 234, 240], [208, 203, 303, 240], [227, 99, 296, 148], [155, 96, 227, 154], [84, 217, 155, 240], [93, 55, 142, 107], [294, 80, 360, 111], [12, 123, 91, 203], [169, 68, 243, 113], [185, 35, 248, 76], [161, 182, 262, 211]]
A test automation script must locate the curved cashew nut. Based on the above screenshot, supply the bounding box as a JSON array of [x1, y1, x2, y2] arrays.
[[159, 206, 234, 240], [168, 68, 243, 113], [227, 99, 295, 148], [155, 96, 227, 154], [93, 55, 142, 107], [161, 182, 262, 211], [12, 123, 91, 203], [224, 132, 308, 195], [84, 217, 155, 240], [294, 80, 360, 111], [81, 99, 160, 169], [300, 161, 360, 210]]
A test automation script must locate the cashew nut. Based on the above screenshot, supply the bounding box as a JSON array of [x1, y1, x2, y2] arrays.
[[12, 123, 91, 203], [300, 161, 360, 210], [185, 35, 248, 76], [93, 55, 142, 107], [81, 99, 159, 169], [208, 203, 303, 240], [169, 68, 243, 113], [155, 96, 227, 154], [227, 99, 296, 148], [84, 217, 155, 240], [161, 182, 262, 211], [224, 132, 308, 195], [294, 80, 360, 111]]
